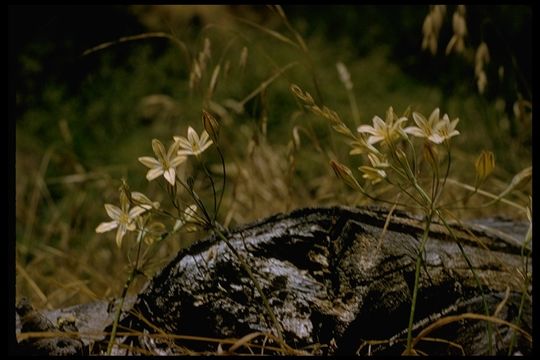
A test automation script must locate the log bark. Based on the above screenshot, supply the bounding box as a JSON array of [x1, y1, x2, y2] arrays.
[[15, 206, 532, 355]]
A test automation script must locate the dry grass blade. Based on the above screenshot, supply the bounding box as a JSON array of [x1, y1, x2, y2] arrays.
[[17, 331, 95, 342], [271, 5, 309, 52], [128, 308, 171, 336], [409, 337, 465, 355], [356, 338, 394, 355], [411, 312, 532, 349], [48, 272, 98, 302], [446, 178, 526, 211], [375, 196, 399, 254], [493, 166, 532, 202], [82, 32, 190, 63], [206, 64, 221, 101], [46, 172, 107, 185], [125, 310, 308, 355], [104, 331, 301, 355], [16, 262, 48, 305], [358, 335, 464, 356], [493, 286, 511, 317], [239, 61, 299, 108], [236, 17, 299, 49], [23, 148, 53, 247], [228, 331, 265, 352]]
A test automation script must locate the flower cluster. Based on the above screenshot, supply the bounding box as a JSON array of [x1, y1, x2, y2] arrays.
[[96, 114, 216, 248], [291, 84, 461, 188], [355, 107, 459, 185], [138, 127, 213, 187]]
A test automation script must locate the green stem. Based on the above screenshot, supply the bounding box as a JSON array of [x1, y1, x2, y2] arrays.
[[405, 210, 433, 354], [198, 156, 218, 222], [432, 142, 451, 206], [216, 145, 227, 219], [175, 175, 212, 225], [107, 234, 144, 355]]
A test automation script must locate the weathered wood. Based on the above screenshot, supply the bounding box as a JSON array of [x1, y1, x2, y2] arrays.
[[15, 206, 532, 355]]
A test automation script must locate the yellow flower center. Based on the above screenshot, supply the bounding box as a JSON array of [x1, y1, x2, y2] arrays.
[[160, 158, 170, 169], [119, 212, 130, 225]]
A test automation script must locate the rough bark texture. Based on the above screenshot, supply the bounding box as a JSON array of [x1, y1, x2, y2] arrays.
[[15, 206, 532, 355]]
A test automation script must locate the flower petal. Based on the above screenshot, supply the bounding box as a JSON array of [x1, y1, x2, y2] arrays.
[[173, 219, 185, 232], [395, 117, 408, 127], [167, 140, 181, 159], [152, 139, 167, 161], [147, 167, 164, 181], [187, 127, 198, 144], [199, 131, 210, 145], [183, 204, 198, 222], [367, 135, 384, 145], [199, 139, 213, 153], [132, 192, 153, 209], [164, 168, 176, 185], [404, 126, 426, 137], [385, 107, 395, 123], [428, 133, 445, 144], [412, 112, 427, 128], [372, 116, 386, 130], [357, 125, 377, 135], [445, 131, 459, 140], [138, 156, 161, 168], [104, 204, 122, 221], [115, 226, 127, 248], [177, 149, 194, 156], [174, 136, 192, 150], [428, 108, 440, 126], [170, 155, 187, 168], [96, 221, 118, 233], [129, 205, 147, 218]]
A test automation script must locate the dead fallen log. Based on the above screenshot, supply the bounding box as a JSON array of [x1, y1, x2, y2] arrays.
[[15, 206, 532, 355]]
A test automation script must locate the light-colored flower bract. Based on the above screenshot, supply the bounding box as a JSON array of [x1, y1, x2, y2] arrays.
[[357, 106, 407, 145], [349, 135, 381, 156], [138, 139, 186, 186], [174, 127, 213, 157], [404, 108, 459, 144], [330, 159, 363, 191], [359, 166, 387, 185], [96, 192, 147, 248], [131, 191, 160, 210], [359, 152, 389, 185], [173, 204, 200, 232]]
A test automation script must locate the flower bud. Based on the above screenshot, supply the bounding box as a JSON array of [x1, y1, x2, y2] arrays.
[[475, 150, 495, 183], [202, 110, 220, 143], [330, 160, 363, 191]]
